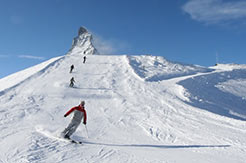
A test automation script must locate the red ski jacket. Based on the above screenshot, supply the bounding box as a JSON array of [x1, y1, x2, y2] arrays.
[[64, 105, 87, 124]]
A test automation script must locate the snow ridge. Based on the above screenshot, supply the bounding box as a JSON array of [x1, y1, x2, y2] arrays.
[[0, 56, 64, 94], [128, 55, 213, 81]]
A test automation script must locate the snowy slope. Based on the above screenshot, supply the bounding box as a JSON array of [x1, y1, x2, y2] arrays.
[[0, 56, 63, 92], [0, 27, 245, 163], [0, 53, 245, 163]]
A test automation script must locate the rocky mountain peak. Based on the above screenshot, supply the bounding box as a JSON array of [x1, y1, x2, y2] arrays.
[[68, 26, 99, 55], [78, 26, 88, 36]]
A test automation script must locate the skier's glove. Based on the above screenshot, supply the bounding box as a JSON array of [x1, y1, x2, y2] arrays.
[[64, 115, 67, 117], [83, 121, 86, 125]]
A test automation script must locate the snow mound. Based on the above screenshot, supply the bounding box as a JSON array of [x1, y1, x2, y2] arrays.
[[179, 68, 246, 120], [128, 55, 213, 81], [216, 79, 246, 99]]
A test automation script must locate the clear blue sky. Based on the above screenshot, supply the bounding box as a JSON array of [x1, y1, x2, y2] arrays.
[[1, 0, 246, 78]]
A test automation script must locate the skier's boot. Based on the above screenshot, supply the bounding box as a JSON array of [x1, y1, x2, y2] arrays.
[[64, 134, 70, 139]]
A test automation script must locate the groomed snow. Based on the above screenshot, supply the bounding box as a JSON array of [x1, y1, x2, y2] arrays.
[[0, 53, 245, 163]]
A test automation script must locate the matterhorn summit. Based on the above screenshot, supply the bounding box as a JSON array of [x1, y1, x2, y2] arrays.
[[68, 26, 99, 55]]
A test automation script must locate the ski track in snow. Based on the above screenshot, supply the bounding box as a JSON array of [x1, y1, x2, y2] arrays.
[[0, 54, 246, 163]]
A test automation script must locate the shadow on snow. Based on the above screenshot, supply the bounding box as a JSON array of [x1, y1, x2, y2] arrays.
[[83, 141, 230, 149]]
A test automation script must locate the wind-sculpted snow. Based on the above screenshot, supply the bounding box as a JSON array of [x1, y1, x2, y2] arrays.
[[179, 68, 246, 120], [128, 55, 213, 81]]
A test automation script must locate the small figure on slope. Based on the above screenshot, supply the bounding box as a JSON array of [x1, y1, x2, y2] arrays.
[[83, 56, 86, 64], [62, 101, 87, 139], [70, 65, 74, 73], [69, 77, 75, 87]]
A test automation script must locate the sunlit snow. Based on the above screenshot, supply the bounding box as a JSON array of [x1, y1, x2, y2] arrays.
[[0, 53, 245, 163]]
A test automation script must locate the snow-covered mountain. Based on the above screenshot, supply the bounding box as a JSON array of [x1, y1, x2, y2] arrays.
[[0, 27, 245, 163], [68, 26, 98, 55]]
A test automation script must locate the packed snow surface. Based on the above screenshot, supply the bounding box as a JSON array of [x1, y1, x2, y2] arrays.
[[0, 54, 245, 163]]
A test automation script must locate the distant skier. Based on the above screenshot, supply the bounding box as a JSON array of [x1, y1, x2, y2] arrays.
[[83, 56, 86, 64], [70, 65, 74, 73], [69, 77, 75, 87], [62, 101, 87, 139]]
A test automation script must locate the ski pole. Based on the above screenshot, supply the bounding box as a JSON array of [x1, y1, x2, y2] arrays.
[[85, 125, 89, 138]]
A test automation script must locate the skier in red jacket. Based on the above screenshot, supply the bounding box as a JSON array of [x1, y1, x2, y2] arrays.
[[62, 101, 87, 139]]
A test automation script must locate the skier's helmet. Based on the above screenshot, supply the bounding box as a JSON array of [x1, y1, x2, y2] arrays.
[[80, 101, 85, 105]]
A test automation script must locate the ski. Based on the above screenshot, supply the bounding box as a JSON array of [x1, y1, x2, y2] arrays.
[[70, 139, 83, 144], [36, 126, 83, 144], [64, 137, 82, 144]]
